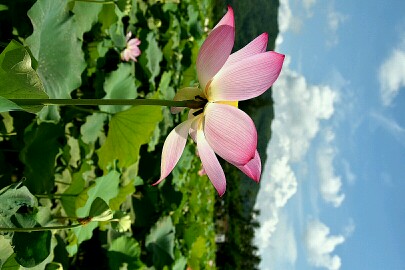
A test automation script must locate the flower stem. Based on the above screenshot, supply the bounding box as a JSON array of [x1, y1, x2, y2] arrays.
[[0, 223, 83, 232], [35, 193, 78, 199], [74, 0, 116, 4], [9, 99, 206, 109]]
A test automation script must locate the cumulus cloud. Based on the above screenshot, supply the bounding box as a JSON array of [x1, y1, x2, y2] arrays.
[[255, 58, 337, 252], [305, 220, 345, 270], [276, 0, 302, 46], [316, 129, 345, 207], [261, 214, 297, 270], [379, 39, 405, 106], [278, 0, 292, 33]]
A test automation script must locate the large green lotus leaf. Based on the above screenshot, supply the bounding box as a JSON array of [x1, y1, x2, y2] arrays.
[[0, 97, 23, 113], [98, 3, 119, 33], [25, 0, 86, 99], [20, 122, 64, 194], [0, 236, 14, 269], [139, 32, 163, 89], [148, 71, 175, 151], [60, 161, 90, 217], [100, 63, 138, 114], [80, 113, 107, 145], [0, 185, 37, 230], [76, 171, 120, 217], [109, 178, 135, 211], [66, 171, 120, 256], [97, 106, 162, 171], [1, 253, 20, 270], [145, 216, 175, 269], [12, 231, 52, 268], [172, 256, 187, 270], [0, 40, 48, 113], [108, 236, 145, 270], [71, 1, 103, 37]]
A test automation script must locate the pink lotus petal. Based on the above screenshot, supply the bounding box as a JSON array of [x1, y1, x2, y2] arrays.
[[171, 87, 204, 114], [189, 114, 202, 143], [125, 31, 132, 42], [204, 103, 257, 165], [224, 33, 268, 67], [207, 51, 285, 101], [236, 150, 261, 182], [196, 25, 235, 92], [213, 6, 234, 29], [128, 38, 141, 47], [196, 129, 226, 196], [154, 119, 192, 185]]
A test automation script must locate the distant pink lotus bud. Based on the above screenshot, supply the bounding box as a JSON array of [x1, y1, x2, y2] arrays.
[[155, 6, 285, 196], [121, 31, 141, 62]]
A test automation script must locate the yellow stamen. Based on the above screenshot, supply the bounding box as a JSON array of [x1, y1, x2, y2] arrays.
[[216, 100, 238, 108]]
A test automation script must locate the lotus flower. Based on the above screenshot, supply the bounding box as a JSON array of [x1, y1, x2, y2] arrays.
[[156, 6, 284, 196], [121, 31, 141, 62]]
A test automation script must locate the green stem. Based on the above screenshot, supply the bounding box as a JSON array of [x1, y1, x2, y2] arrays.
[[35, 193, 78, 199], [0, 223, 82, 232], [9, 99, 205, 109], [74, 0, 116, 4]]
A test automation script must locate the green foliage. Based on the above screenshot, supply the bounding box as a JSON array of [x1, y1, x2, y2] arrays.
[[100, 63, 138, 113], [20, 122, 64, 194], [108, 236, 145, 269], [0, 0, 278, 268], [25, 0, 86, 99], [140, 32, 163, 89], [0, 40, 48, 113], [12, 231, 52, 267], [145, 216, 175, 268], [0, 185, 37, 231], [97, 106, 162, 170], [76, 171, 120, 217]]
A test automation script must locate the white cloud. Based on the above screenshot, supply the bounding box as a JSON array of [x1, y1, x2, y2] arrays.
[[316, 129, 345, 207], [342, 159, 356, 185], [278, 0, 292, 33], [262, 213, 297, 270], [305, 220, 345, 270], [276, 0, 302, 47], [326, 6, 347, 47], [370, 111, 405, 147], [255, 58, 337, 252], [303, 0, 317, 16], [379, 40, 405, 106], [343, 218, 356, 238]]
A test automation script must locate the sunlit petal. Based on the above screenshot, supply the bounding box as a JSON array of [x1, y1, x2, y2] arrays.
[[204, 103, 257, 165], [213, 6, 234, 29], [189, 114, 202, 142], [236, 150, 261, 182], [196, 25, 235, 91], [208, 51, 285, 101], [224, 32, 268, 67], [197, 129, 226, 196], [154, 119, 192, 185], [128, 38, 141, 47]]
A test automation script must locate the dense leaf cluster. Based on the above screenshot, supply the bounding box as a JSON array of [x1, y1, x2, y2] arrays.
[[0, 0, 217, 269], [0, 0, 280, 269]]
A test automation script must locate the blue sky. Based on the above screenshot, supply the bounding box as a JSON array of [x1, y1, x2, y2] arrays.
[[255, 0, 405, 269]]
